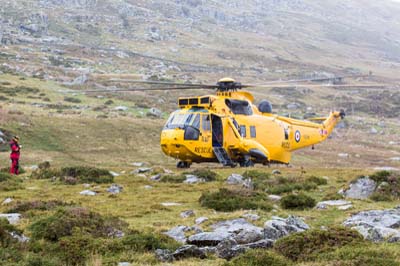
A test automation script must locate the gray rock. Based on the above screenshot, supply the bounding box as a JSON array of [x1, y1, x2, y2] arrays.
[[132, 162, 145, 167], [216, 238, 246, 260], [286, 102, 300, 110], [0, 130, 4, 137], [242, 213, 260, 221], [2, 198, 13, 205], [10, 232, 30, 243], [109, 171, 120, 177], [144, 185, 153, 189], [226, 173, 244, 185], [264, 215, 309, 240], [338, 153, 349, 158], [0, 137, 5, 144], [187, 231, 232, 246], [114, 106, 128, 111], [184, 174, 205, 184], [172, 245, 206, 260], [211, 218, 262, 234], [370, 127, 378, 134], [164, 225, 190, 243], [268, 195, 282, 201], [150, 174, 161, 181], [79, 190, 96, 196], [316, 200, 352, 209], [180, 210, 195, 218], [0, 213, 21, 224], [338, 205, 353, 210], [233, 228, 263, 244], [343, 177, 376, 199], [137, 167, 152, 173], [195, 217, 209, 225], [272, 169, 281, 175], [161, 202, 182, 206], [147, 107, 162, 118], [107, 184, 123, 194], [241, 239, 273, 249], [71, 74, 87, 86], [155, 249, 173, 262], [391, 157, 400, 162], [199, 246, 217, 254], [344, 208, 400, 242]]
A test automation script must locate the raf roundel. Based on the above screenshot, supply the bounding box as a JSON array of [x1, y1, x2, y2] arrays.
[[295, 130, 301, 143]]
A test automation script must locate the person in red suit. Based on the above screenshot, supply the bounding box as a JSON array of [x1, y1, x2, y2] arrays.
[[10, 136, 21, 175]]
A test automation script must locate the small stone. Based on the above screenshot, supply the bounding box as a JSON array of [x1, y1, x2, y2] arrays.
[[338, 204, 353, 210], [180, 210, 195, 218], [184, 175, 205, 184], [29, 165, 39, 171], [146, 107, 162, 118], [242, 213, 260, 221], [132, 162, 145, 167], [83, 183, 91, 188], [195, 217, 209, 225], [144, 185, 153, 189], [79, 190, 96, 196], [114, 106, 128, 111], [370, 127, 378, 134], [107, 184, 123, 194], [164, 225, 190, 243], [226, 173, 244, 185], [268, 195, 282, 201], [150, 174, 161, 181], [316, 200, 352, 209], [338, 153, 349, 158], [161, 202, 182, 206], [172, 245, 206, 260], [155, 249, 173, 262], [137, 167, 151, 173], [10, 232, 30, 242], [2, 198, 13, 205], [0, 213, 21, 224], [109, 171, 120, 177], [272, 169, 281, 175]]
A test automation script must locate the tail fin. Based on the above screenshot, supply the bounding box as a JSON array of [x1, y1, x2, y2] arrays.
[[321, 109, 345, 139]]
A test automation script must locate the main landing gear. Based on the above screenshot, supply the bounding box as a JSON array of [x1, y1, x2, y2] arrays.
[[177, 161, 191, 168]]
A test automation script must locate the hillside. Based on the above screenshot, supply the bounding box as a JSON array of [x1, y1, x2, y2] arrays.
[[0, 1, 400, 266]]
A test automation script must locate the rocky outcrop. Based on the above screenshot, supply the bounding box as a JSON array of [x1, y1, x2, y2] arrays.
[[343, 207, 400, 242], [342, 177, 376, 199], [264, 215, 309, 240]]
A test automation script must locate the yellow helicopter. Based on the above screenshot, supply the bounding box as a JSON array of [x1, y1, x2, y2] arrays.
[[85, 75, 384, 168]]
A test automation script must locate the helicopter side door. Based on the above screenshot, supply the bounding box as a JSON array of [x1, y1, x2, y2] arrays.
[[211, 115, 223, 147]]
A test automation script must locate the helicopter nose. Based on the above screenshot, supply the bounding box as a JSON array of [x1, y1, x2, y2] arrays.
[[160, 129, 188, 159]]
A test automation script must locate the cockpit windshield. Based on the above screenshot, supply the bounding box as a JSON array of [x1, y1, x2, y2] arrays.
[[164, 112, 200, 129]]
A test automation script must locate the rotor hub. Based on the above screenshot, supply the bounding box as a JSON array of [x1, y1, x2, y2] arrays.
[[217, 77, 242, 92]]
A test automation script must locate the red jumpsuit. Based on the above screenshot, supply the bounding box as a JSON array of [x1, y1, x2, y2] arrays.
[[10, 140, 20, 175]]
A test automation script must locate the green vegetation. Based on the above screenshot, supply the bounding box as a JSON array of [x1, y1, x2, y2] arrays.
[[224, 250, 293, 266], [63, 96, 82, 103], [368, 171, 400, 201], [280, 193, 316, 210], [274, 227, 364, 261], [199, 188, 272, 212], [6, 200, 72, 213], [0, 171, 23, 191], [31, 166, 114, 184], [185, 169, 218, 182]]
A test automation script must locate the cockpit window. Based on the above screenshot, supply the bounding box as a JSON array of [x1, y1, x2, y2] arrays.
[[164, 112, 201, 129], [225, 99, 253, 115]]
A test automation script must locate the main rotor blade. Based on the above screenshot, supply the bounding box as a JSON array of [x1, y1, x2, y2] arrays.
[[241, 74, 370, 87], [81, 86, 214, 93], [248, 83, 389, 89], [106, 79, 216, 87]]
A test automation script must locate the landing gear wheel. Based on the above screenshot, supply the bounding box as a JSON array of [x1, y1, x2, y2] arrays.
[[239, 156, 254, 167], [177, 161, 191, 168]]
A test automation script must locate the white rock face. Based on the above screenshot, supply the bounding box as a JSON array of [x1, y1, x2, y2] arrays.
[[343, 207, 400, 242], [316, 200, 352, 209], [79, 190, 96, 196], [343, 177, 376, 199], [0, 213, 21, 224]]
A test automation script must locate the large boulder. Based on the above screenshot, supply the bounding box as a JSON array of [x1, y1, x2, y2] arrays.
[[343, 207, 400, 242], [226, 173, 244, 185], [263, 216, 309, 240], [172, 245, 206, 260], [0, 213, 21, 224], [187, 231, 232, 246], [343, 177, 376, 199], [164, 225, 190, 243]]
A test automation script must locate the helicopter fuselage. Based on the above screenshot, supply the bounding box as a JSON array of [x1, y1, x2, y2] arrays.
[[160, 90, 344, 167]]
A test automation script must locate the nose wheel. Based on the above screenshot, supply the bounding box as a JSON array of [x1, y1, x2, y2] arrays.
[[177, 161, 191, 168]]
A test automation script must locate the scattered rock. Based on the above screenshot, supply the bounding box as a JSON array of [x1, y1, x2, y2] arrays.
[[216, 238, 246, 260], [242, 213, 260, 221], [268, 195, 282, 202], [369, 127, 378, 134], [150, 174, 161, 181], [195, 217, 209, 225], [132, 162, 145, 167], [264, 215, 309, 240], [109, 171, 120, 177], [164, 225, 190, 243], [180, 210, 195, 218], [391, 157, 400, 161], [114, 106, 128, 111], [241, 239, 273, 249], [226, 173, 244, 185], [10, 232, 30, 243], [172, 245, 206, 260], [29, 165, 39, 171], [338, 205, 353, 210], [155, 249, 173, 262], [338, 153, 349, 158], [144, 185, 153, 189], [374, 167, 399, 171], [316, 200, 352, 209], [137, 167, 152, 173], [343, 177, 376, 199], [184, 174, 205, 184], [286, 102, 300, 110], [79, 190, 96, 196], [71, 74, 87, 85], [187, 231, 232, 246], [271, 169, 281, 175], [83, 183, 91, 188], [2, 197, 13, 205], [343, 207, 400, 242], [0, 213, 21, 224], [107, 184, 123, 194], [146, 107, 162, 118], [161, 202, 182, 206]]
